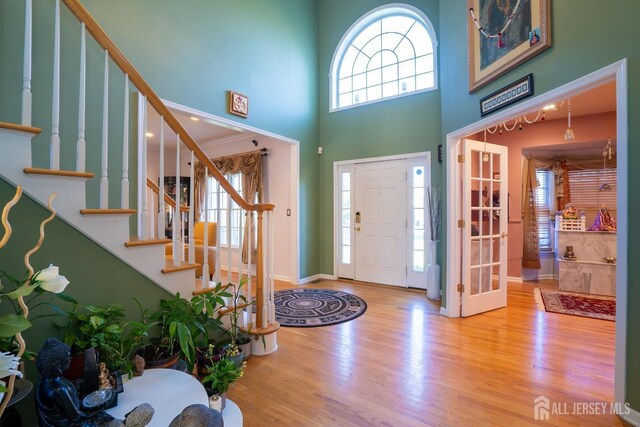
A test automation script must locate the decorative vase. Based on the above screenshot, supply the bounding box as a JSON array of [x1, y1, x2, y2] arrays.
[[426, 240, 441, 300]]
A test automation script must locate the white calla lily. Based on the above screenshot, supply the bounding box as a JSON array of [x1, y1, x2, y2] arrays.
[[36, 264, 70, 294], [0, 352, 22, 379]]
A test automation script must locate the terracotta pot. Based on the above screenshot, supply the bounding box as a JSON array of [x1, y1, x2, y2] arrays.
[[63, 352, 85, 380], [137, 346, 180, 370]]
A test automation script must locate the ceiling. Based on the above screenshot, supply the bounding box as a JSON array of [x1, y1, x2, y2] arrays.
[[525, 81, 616, 121]]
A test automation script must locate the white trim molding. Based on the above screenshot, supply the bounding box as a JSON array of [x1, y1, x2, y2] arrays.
[[620, 407, 640, 426], [444, 59, 628, 412]]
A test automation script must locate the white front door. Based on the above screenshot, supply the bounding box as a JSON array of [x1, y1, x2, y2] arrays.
[[354, 160, 407, 287], [461, 139, 508, 316]]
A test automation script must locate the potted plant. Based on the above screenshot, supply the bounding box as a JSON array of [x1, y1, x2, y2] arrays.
[[222, 280, 251, 365], [201, 357, 245, 411], [140, 284, 230, 372]]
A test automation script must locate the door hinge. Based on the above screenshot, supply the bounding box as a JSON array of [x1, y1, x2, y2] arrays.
[[458, 219, 465, 228], [457, 283, 464, 293], [405, 266, 408, 274], [458, 154, 465, 163]]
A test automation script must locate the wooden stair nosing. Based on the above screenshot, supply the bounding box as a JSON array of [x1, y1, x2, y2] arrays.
[[192, 283, 232, 296], [124, 238, 171, 248], [242, 321, 280, 335], [218, 302, 252, 316], [162, 262, 201, 274], [0, 122, 42, 135], [24, 167, 94, 179], [80, 208, 136, 215]]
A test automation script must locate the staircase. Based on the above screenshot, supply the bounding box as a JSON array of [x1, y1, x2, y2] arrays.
[[0, 0, 279, 351]]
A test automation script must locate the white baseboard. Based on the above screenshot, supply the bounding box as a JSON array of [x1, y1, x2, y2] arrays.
[[299, 273, 336, 284], [621, 407, 640, 426], [219, 265, 290, 284]]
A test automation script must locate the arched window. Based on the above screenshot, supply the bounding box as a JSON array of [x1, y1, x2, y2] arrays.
[[330, 4, 437, 111]]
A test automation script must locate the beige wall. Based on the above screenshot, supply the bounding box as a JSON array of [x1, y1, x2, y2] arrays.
[[470, 112, 617, 278]]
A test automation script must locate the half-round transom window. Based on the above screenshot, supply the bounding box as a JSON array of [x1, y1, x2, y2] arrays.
[[330, 5, 437, 111]]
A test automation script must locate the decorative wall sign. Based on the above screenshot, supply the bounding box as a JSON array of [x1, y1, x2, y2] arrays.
[[228, 90, 249, 118], [467, 0, 550, 92], [480, 74, 533, 116]]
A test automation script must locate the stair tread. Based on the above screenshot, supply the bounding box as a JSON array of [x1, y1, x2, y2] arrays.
[[80, 208, 136, 215], [24, 167, 94, 179], [0, 122, 41, 135], [125, 237, 171, 247], [162, 260, 201, 274], [218, 302, 252, 316], [193, 283, 232, 296], [241, 321, 280, 335]]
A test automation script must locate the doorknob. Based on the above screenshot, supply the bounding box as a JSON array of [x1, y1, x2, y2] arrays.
[[501, 232, 508, 238], [355, 226, 361, 231]]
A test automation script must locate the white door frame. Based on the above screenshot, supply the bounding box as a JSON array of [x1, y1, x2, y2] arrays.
[[444, 60, 628, 406], [333, 151, 431, 283], [161, 99, 301, 285]]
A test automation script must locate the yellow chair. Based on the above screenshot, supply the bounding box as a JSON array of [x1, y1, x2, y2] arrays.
[[166, 222, 217, 279]]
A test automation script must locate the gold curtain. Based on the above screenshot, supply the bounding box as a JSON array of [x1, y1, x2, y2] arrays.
[[521, 156, 541, 269], [193, 151, 263, 264]]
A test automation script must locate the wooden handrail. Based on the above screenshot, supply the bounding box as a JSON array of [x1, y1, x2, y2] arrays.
[[146, 177, 189, 213], [62, 0, 274, 213]]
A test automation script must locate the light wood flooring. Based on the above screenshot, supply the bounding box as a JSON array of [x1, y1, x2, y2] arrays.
[[229, 279, 622, 426]]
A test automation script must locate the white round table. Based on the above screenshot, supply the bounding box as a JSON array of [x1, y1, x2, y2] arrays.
[[105, 368, 242, 426]]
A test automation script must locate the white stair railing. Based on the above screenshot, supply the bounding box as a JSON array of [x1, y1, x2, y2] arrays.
[[121, 76, 130, 209], [99, 50, 109, 208], [50, 0, 61, 170], [76, 23, 86, 173], [21, 0, 32, 126]]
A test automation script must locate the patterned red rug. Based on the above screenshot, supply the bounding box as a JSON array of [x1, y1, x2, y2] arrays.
[[534, 289, 616, 321]]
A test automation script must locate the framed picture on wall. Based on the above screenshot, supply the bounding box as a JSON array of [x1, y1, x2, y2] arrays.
[[228, 90, 249, 118], [467, 0, 551, 92]]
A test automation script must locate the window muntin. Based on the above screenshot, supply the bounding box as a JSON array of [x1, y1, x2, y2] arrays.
[[205, 175, 244, 248], [331, 5, 437, 111]]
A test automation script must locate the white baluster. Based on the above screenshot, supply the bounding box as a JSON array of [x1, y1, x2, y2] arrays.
[[75, 23, 86, 172], [158, 118, 165, 239], [50, 0, 61, 170], [138, 95, 149, 239], [268, 210, 275, 323], [150, 190, 156, 239], [247, 210, 252, 322], [121, 76, 129, 209], [214, 182, 221, 284], [173, 134, 182, 265], [22, 0, 32, 126], [188, 152, 195, 264], [201, 169, 210, 287], [227, 190, 232, 285], [100, 50, 109, 209], [238, 211, 244, 290]]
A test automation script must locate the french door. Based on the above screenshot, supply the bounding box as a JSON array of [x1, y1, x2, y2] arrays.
[[461, 139, 508, 316]]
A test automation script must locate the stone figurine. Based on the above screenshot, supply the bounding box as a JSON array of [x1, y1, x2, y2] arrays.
[[168, 404, 224, 427], [34, 338, 153, 427]]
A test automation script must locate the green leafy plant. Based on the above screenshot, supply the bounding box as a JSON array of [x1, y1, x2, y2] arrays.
[[201, 357, 245, 395]]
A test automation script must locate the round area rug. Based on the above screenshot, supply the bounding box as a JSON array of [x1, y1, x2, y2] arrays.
[[274, 288, 367, 327]]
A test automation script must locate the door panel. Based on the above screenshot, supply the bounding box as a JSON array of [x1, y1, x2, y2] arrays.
[[462, 139, 508, 316], [354, 160, 407, 287]]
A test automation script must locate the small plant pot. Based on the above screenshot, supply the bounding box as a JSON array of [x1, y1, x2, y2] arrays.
[[224, 345, 244, 368], [137, 346, 180, 370], [237, 341, 252, 361], [206, 389, 226, 412]]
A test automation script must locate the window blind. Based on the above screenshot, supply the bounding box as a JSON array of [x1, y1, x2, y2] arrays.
[[568, 168, 617, 225], [534, 170, 551, 250]]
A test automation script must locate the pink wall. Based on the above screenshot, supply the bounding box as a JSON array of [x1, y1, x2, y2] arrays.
[[469, 112, 616, 278]]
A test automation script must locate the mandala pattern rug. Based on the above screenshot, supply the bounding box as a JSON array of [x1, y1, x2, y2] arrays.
[[274, 288, 367, 327], [534, 288, 615, 321]]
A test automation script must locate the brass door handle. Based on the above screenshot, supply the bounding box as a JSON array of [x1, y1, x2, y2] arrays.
[[501, 232, 508, 238], [355, 226, 361, 231]]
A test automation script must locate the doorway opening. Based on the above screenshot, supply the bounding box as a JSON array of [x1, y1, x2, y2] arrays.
[[334, 152, 431, 289], [445, 60, 628, 405]]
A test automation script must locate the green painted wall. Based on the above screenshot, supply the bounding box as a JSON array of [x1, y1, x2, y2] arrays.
[[439, 0, 640, 409], [0, 178, 171, 423], [0, 0, 320, 278], [317, 0, 442, 274]]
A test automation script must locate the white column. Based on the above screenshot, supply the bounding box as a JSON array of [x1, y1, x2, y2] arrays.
[[99, 50, 109, 209], [158, 118, 165, 239], [75, 23, 86, 172], [268, 210, 275, 323], [21, 0, 32, 126], [188, 152, 195, 264], [50, 0, 61, 170], [138, 96, 149, 239], [173, 135, 182, 265], [201, 169, 210, 287], [121, 76, 129, 209], [227, 190, 232, 284]]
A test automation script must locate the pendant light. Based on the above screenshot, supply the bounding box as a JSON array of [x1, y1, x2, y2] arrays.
[[482, 130, 489, 162], [564, 99, 575, 141]]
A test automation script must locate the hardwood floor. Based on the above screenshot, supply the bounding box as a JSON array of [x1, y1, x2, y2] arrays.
[[229, 279, 621, 426]]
